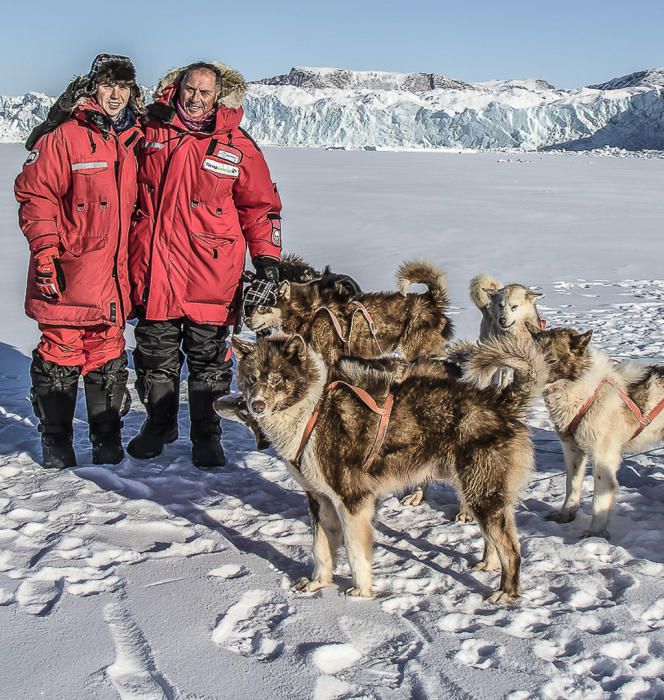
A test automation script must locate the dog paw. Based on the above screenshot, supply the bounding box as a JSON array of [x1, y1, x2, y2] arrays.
[[486, 590, 519, 605], [344, 586, 373, 598], [400, 489, 424, 507], [582, 529, 610, 541], [472, 560, 500, 572], [292, 578, 332, 593], [545, 510, 576, 524], [455, 509, 474, 523]]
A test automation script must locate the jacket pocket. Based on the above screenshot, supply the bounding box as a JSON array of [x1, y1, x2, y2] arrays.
[[190, 233, 235, 259], [197, 159, 237, 203], [184, 233, 244, 305], [62, 198, 109, 256]]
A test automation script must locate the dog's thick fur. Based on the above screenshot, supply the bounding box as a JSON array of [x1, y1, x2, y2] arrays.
[[470, 274, 544, 341], [527, 324, 664, 538], [230, 333, 545, 603], [245, 260, 454, 365], [277, 254, 362, 301]]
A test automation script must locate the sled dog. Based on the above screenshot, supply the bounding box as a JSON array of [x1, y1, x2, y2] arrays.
[[230, 254, 363, 450], [228, 332, 545, 603], [527, 324, 664, 538], [470, 274, 544, 341], [244, 260, 454, 366]]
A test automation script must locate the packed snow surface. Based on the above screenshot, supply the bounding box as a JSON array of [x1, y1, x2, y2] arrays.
[[1, 144, 664, 697]]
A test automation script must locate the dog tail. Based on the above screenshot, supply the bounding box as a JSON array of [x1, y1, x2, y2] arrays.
[[397, 260, 449, 311], [458, 334, 547, 413], [469, 274, 502, 310]]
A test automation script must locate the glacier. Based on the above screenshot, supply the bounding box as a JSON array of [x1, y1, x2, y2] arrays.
[[2, 66, 663, 151]]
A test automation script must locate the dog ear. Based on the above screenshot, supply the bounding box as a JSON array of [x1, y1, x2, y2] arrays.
[[278, 280, 291, 301], [483, 287, 499, 299], [524, 321, 543, 338], [232, 336, 256, 361], [526, 290, 543, 300], [285, 334, 307, 362], [572, 330, 593, 351]]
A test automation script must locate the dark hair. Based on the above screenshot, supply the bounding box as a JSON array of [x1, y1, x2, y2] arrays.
[[181, 62, 222, 94]]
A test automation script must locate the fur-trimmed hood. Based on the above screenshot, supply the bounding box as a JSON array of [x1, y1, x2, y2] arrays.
[[153, 61, 246, 110], [25, 67, 144, 151]]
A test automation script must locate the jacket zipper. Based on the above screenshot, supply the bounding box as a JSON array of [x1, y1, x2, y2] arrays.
[[111, 135, 126, 325]]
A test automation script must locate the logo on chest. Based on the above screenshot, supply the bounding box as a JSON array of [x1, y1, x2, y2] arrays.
[[202, 158, 239, 178]]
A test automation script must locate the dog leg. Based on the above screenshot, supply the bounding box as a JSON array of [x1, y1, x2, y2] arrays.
[[586, 456, 620, 539], [473, 505, 521, 604], [455, 494, 474, 523], [547, 436, 588, 523], [338, 498, 375, 597], [401, 483, 427, 507], [472, 540, 500, 571], [294, 493, 342, 593]]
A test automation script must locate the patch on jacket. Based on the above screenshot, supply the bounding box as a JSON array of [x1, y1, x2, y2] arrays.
[[202, 158, 239, 178], [24, 149, 39, 165], [72, 161, 109, 171], [144, 141, 165, 151], [215, 146, 242, 164], [270, 217, 281, 246]]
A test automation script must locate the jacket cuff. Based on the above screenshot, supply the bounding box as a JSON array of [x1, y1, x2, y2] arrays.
[[29, 233, 60, 254]]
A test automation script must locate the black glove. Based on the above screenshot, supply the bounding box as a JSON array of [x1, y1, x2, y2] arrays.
[[253, 256, 280, 283]]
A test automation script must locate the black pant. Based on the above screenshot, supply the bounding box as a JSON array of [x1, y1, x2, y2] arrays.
[[132, 316, 232, 438]]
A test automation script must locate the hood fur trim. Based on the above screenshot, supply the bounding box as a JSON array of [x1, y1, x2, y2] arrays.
[[153, 61, 246, 109]]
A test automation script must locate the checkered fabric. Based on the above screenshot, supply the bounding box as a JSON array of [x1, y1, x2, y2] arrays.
[[242, 279, 279, 313]]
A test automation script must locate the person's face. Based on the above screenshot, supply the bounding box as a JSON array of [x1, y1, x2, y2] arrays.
[[95, 81, 131, 118], [178, 69, 219, 116]]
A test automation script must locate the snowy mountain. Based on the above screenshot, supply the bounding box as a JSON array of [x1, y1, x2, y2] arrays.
[[2, 67, 664, 151], [254, 66, 474, 92]]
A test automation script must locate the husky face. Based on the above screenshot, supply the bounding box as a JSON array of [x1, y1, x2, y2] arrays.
[[232, 335, 317, 417], [487, 285, 542, 332], [527, 326, 593, 383], [244, 281, 291, 332]]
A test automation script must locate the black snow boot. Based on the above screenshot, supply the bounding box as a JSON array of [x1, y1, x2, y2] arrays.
[[188, 379, 227, 469], [127, 373, 179, 459], [30, 351, 80, 469], [84, 355, 131, 465]]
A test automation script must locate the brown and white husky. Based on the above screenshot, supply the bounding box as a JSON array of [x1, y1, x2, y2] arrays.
[[244, 260, 454, 366], [527, 324, 664, 538], [227, 333, 546, 603]]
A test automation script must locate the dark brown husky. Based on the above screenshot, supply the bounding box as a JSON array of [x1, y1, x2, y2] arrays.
[[228, 333, 545, 603], [244, 260, 454, 366]]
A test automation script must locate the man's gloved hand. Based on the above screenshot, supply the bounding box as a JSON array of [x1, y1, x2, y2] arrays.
[[34, 246, 66, 300], [252, 256, 280, 283]]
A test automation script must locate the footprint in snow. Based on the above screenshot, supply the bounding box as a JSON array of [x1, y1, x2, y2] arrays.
[[16, 575, 64, 616], [454, 639, 503, 670], [211, 589, 291, 660], [207, 564, 248, 580]]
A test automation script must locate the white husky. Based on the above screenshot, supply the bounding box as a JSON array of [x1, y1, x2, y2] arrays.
[[528, 324, 664, 538]]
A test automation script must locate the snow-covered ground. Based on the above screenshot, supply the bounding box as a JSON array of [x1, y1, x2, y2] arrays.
[[1, 144, 664, 698]]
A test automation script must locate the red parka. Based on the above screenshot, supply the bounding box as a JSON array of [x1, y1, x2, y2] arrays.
[[15, 101, 142, 327], [129, 64, 282, 326]]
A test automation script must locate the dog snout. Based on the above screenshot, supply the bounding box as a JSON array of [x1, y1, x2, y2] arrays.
[[251, 399, 267, 415]]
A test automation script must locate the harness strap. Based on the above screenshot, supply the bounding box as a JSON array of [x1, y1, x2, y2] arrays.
[[294, 406, 322, 466], [313, 307, 347, 346], [566, 378, 664, 440], [293, 381, 394, 470], [312, 302, 383, 356]]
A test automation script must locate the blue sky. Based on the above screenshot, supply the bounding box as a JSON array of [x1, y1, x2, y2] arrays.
[[3, 0, 663, 95]]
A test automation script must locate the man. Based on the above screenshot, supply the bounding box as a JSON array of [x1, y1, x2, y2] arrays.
[[128, 61, 282, 468], [15, 54, 143, 469]]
